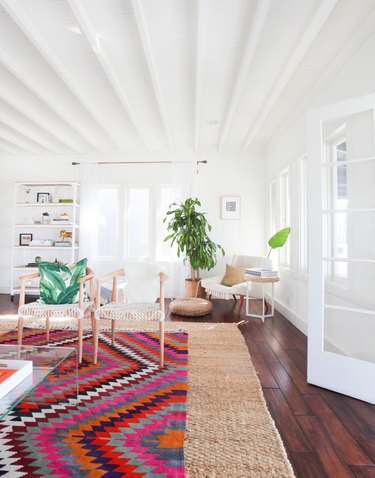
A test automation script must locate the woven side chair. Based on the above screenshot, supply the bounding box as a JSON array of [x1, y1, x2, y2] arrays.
[[17, 266, 96, 364], [94, 263, 168, 367]]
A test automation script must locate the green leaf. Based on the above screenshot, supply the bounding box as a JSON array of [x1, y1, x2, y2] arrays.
[[268, 227, 291, 250], [47, 270, 67, 293], [56, 284, 80, 304]]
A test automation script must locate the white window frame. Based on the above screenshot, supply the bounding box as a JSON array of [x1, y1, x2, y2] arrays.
[[325, 132, 348, 285], [269, 178, 277, 237], [279, 167, 291, 268]]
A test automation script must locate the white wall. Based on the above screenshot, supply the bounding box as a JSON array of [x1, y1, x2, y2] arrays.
[[0, 152, 265, 294], [264, 31, 375, 335]]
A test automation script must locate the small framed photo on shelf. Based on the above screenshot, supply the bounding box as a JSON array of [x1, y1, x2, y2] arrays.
[[19, 233, 33, 246], [37, 192, 50, 203], [221, 196, 240, 220]]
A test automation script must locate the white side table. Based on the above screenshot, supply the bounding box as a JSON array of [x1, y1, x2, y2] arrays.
[[244, 275, 280, 323]]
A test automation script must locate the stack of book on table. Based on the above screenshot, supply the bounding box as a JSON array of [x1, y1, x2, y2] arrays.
[[245, 268, 279, 278], [0, 360, 33, 399]]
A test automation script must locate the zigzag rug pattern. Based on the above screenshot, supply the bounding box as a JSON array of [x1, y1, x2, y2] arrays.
[[0, 328, 187, 477]]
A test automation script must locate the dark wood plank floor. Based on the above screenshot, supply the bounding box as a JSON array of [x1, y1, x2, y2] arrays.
[[2, 294, 375, 477]]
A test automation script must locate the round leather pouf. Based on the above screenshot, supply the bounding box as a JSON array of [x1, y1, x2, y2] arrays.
[[169, 297, 212, 317]]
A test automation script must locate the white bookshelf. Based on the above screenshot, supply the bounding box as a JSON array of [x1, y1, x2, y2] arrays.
[[11, 181, 80, 300]]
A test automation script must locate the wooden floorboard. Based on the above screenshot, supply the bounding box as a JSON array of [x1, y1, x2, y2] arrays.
[[1, 294, 375, 477]]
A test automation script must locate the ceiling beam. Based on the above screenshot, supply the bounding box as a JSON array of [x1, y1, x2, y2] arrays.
[[67, 0, 151, 150], [194, 0, 207, 152], [1, 0, 116, 153], [218, 0, 271, 152], [0, 102, 62, 153], [0, 137, 23, 154], [131, 0, 173, 150], [0, 121, 44, 154], [0, 86, 84, 153], [268, 5, 375, 152], [242, 0, 339, 151]]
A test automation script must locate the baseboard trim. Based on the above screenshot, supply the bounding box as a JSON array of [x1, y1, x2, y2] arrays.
[[270, 296, 308, 336]]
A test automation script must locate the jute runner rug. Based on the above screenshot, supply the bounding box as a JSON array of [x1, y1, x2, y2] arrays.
[[0, 318, 295, 477]]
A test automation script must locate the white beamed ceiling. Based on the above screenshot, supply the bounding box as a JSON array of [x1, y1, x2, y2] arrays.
[[0, 0, 374, 157]]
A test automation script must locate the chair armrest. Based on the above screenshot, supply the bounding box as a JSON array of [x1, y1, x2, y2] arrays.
[[95, 269, 125, 307], [19, 272, 40, 283], [19, 272, 40, 308], [159, 272, 169, 283], [78, 268, 95, 308]]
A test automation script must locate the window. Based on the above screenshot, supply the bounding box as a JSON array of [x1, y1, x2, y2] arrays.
[[327, 137, 348, 281], [126, 188, 150, 259], [299, 155, 308, 272], [279, 167, 291, 267], [98, 187, 119, 258], [98, 183, 182, 263], [269, 179, 277, 236]]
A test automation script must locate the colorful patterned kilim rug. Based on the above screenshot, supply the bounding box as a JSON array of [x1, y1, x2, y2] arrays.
[[0, 328, 188, 477]]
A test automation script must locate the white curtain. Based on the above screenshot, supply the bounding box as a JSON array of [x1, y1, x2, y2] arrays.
[[79, 163, 99, 271]]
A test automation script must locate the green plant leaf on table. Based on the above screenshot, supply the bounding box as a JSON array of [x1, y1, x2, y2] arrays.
[[267, 227, 291, 259]]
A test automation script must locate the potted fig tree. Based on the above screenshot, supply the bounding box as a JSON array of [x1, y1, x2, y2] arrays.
[[164, 197, 224, 297]]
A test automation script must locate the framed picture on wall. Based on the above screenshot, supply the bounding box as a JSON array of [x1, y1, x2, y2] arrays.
[[221, 196, 240, 220]]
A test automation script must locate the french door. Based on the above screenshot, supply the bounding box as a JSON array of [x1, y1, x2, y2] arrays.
[[307, 94, 375, 404]]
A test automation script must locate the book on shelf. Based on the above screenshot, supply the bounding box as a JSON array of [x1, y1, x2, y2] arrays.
[[245, 268, 279, 278], [0, 360, 33, 400], [54, 241, 72, 247], [29, 239, 55, 247]]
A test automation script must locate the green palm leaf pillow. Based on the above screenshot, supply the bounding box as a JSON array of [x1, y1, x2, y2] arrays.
[[38, 258, 87, 305]]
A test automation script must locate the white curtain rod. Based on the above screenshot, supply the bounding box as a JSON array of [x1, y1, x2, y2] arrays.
[[71, 160, 208, 165]]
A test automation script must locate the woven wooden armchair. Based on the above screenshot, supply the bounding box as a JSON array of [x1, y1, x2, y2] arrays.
[[17, 267, 96, 364], [94, 263, 168, 367]]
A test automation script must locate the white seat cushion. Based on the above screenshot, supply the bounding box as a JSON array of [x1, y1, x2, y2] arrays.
[[95, 302, 164, 322]]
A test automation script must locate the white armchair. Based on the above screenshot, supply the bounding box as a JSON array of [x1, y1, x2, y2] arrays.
[[201, 255, 264, 316]]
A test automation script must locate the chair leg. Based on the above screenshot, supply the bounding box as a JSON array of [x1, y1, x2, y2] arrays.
[[93, 315, 98, 365], [90, 311, 99, 365], [91, 312, 95, 337], [17, 316, 24, 346], [111, 319, 115, 346], [159, 321, 165, 368], [232, 294, 237, 303], [78, 319, 83, 363], [208, 294, 212, 301], [46, 316, 50, 342], [238, 295, 245, 317]]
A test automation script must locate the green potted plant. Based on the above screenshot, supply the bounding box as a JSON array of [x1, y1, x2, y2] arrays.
[[164, 197, 225, 297], [264, 227, 291, 269]]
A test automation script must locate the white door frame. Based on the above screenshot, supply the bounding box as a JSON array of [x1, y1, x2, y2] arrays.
[[307, 93, 375, 404]]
